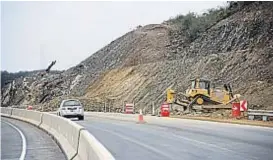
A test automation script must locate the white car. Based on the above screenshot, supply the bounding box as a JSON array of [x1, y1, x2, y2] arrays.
[[57, 99, 84, 120]]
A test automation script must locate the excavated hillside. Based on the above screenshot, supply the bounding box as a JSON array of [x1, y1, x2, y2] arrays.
[[1, 2, 273, 112]]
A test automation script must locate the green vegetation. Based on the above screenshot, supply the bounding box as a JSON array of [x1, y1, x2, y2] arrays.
[[1, 71, 30, 86], [1, 70, 61, 87], [165, 1, 255, 42]]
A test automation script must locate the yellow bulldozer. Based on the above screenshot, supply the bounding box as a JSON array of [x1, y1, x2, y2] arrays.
[[166, 78, 240, 111]]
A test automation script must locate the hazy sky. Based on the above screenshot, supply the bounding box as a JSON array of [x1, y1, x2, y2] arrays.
[[1, 1, 226, 72]]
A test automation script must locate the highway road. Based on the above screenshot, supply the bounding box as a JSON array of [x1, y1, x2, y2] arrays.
[[77, 115, 273, 160], [1, 117, 66, 160]]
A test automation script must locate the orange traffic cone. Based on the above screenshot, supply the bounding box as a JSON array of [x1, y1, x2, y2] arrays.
[[137, 109, 146, 124]]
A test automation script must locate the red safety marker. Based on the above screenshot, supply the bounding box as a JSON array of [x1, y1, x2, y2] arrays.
[[160, 102, 170, 117], [137, 109, 146, 124], [232, 102, 241, 118], [125, 103, 134, 114], [27, 105, 33, 110], [240, 100, 247, 111]]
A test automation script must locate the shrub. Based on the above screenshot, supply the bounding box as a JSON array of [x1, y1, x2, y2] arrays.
[[165, 1, 250, 42]]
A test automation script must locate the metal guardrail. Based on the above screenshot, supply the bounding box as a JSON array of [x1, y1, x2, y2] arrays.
[[247, 109, 273, 121]]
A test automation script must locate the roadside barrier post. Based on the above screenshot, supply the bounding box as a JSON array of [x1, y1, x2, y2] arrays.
[[152, 102, 155, 116]]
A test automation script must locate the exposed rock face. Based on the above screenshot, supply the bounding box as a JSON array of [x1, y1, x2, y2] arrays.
[[1, 2, 273, 111]]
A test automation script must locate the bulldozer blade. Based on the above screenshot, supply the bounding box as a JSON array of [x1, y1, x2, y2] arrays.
[[174, 100, 188, 107]]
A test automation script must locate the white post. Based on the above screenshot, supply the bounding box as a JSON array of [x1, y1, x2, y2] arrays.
[[139, 109, 142, 115], [152, 102, 155, 115], [133, 101, 135, 114], [122, 101, 125, 113]]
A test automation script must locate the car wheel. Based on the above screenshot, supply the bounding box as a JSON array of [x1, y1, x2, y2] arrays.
[[78, 116, 84, 121]]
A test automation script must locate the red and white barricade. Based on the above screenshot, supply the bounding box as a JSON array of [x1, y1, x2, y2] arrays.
[[160, 102, 170, 117], [125, 103, 134, 114]]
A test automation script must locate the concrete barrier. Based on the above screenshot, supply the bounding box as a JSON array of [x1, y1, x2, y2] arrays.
[[86, 112, 138, 122], [86, 112, 252, 130], [74, 130, 115, 160], [11, 108, 43, 126], [1, 108, 115, 160], [85, 112, 206, 129], [40, 113, 84, 159], [0, 107, 13, 116]]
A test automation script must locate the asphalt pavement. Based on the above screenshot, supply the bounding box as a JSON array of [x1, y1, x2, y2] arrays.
[[1, 117, 66, 160], [77, 115, 273, 160]]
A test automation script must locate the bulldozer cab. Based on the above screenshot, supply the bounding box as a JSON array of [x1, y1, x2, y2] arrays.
[[190, 78, 211, 94]]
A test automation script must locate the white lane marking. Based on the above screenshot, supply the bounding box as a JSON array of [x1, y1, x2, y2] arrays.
[[89, 125, 175, 160], [3, 120, 27, 160]]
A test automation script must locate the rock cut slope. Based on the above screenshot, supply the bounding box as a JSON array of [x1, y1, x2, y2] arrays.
[[1, 2, 273, 111]]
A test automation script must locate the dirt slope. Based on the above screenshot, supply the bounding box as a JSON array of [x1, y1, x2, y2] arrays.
[[1, 2, 273, 111], [82, 2, 273, 110]]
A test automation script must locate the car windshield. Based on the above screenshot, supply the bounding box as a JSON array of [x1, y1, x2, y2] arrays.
[[63, 100, 81, 106]]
